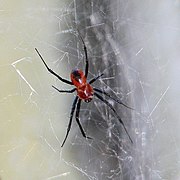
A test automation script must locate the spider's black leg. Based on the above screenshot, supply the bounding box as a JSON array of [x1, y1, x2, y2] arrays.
[[94, 92, 133, 144], [52, 85, 76, 93], [61, 96, 78, 147], [75, 99, 92, 139], [94, 88, 134, 110], [35, 48, 73, 85], [78, 33, 89, 78], [89, 73, 104, 84]]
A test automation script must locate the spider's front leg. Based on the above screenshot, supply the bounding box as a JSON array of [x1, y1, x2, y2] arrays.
[[89, 73, 104, 84], [35, 48, 73, 85]]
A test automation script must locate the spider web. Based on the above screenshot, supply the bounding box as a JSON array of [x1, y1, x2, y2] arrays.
[[0, 0, 180, 180]]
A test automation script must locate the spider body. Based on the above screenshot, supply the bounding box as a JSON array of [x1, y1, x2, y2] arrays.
[[71, 69, 93, 102], [35, 33, 133, 147]]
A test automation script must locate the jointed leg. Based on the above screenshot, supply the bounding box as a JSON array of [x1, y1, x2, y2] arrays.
[[89, 73, 104, 84], [75, 99, 92, 139], [94, 92, 133, 144], [94, 88, 134, 110], [52, 85, 76, 93], [78, 33, 89, 78], [35, 48, 73, 85], [61, 96, 79, 147]]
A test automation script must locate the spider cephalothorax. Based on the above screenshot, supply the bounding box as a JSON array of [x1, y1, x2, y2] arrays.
[[35, 33, 133, 147], [71, 69, 84, 84]]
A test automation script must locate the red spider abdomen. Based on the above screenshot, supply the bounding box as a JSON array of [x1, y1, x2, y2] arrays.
[[70, 69, 93, 102], [77, 84, 93, 102]]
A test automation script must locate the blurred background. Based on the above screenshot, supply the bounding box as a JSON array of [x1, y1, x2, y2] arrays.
[[0, 0, 180, 179]]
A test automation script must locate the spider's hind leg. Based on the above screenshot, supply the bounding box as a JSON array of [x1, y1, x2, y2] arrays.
[[94, 88, 134, 110], [94, 92, 133, 144], [75, 99, 92, 140], [61, 96, 79, 147], [52, 85, 76, 93]]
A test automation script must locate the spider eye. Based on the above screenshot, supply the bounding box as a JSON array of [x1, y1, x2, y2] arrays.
[[71, 69, 81, 80]]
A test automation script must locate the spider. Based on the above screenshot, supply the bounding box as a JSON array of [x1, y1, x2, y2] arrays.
[[35, 34, 133, 147]]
